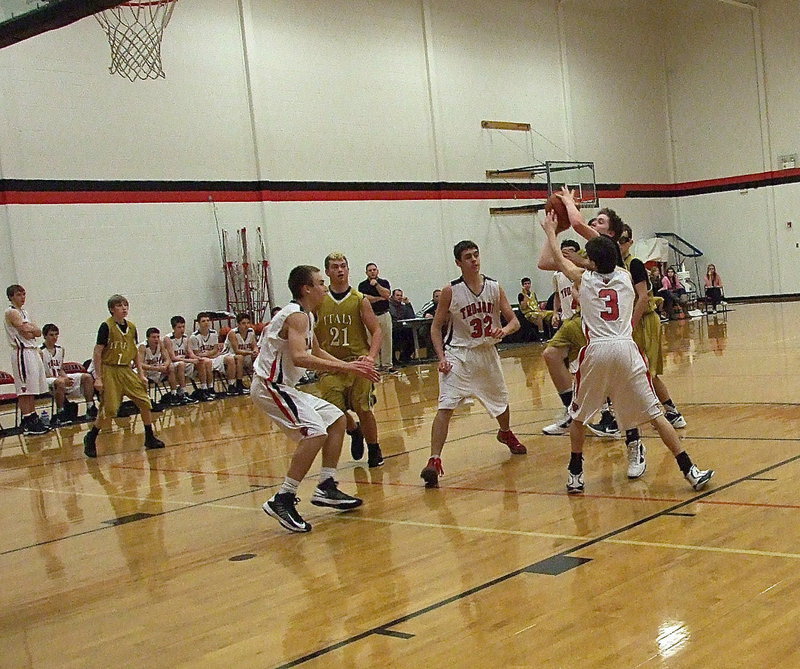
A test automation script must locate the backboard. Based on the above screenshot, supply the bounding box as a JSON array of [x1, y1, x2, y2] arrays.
[[0, 0, 124, 48]]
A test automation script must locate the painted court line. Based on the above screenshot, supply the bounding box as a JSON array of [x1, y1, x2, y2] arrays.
[[340, 514, 800, 561]]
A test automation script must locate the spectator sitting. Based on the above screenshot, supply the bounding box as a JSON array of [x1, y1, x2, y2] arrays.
[[662, 267, 689, 319], [704, 264, 724, 313], [388, 288, 416, 364], [518, 277, 553, 341], [649, 266, 671, 322], [419, 289, 441, 318]]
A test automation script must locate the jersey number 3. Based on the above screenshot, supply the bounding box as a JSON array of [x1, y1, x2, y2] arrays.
[[469, 315, 493, 338], [598, 288, 620, 321]]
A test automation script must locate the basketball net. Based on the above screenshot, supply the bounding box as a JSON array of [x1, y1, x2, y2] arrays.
[[95, 0, 178, 81]]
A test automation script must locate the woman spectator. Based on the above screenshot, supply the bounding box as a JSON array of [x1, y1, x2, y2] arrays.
[[649, 266, 671, 322], [704, 264, 724, 313], [662, 267, 689, 319]]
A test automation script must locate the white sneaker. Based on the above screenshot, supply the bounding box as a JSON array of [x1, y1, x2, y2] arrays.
[[566, 470, 584, 494], [626, 439, 646, 479], [543, 408, 571, 435], [685, 465, 714, 491]]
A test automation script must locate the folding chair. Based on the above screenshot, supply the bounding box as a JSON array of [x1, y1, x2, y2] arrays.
[[0, 371, 21, 435]]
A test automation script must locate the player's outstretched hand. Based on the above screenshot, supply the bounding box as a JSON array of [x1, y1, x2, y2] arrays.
[[349, 359, 381, 382], [555, 186, 576, 203], [541, 210, 558, 234], [438, 358, 452, 374]]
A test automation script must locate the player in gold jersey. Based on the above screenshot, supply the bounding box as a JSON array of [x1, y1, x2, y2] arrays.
[[313, 252, 384, 467], [83, 294, 165, 458]]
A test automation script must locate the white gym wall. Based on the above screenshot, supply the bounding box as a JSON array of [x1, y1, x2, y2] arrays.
[[0, 0, 797, 360]]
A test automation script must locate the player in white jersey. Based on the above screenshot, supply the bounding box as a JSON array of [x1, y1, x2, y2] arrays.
[[541, 195, 713, 493], [224, 312, 257, 394], [163, 315, 204, 403], [254, 265, 380, 533], [40, 323, 96, 424], [4, 285, 49, 435], [139, 327, 182, 408], [189, 312, 243, 397], [420, 241, 527, 488]]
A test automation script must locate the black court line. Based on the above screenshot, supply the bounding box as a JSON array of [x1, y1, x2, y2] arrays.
[[275, 450, 800, 668], [101, 512, 155, 526], [374, 629, 415, 639], [747, 477, 778, 481], [664, 512, 696, 517]]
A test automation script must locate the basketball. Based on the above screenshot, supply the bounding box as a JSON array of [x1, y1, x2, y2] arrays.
[[544, 194, 570, 233]]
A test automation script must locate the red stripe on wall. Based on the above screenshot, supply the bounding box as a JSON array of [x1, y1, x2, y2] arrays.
[[2, 167, 799, 205]]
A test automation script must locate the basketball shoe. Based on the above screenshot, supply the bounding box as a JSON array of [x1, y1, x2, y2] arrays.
[[587, 410, 622, 439], [83, 429, 98, 458], [263, 493, 311, 532], [144, 433, 165, 450], [348, 424, 365, 460], [310, 478, 363, 509], [21, 413, 49, 436], [497, 429, 527, 454], [420, 457, 444, 488], [685, 465, 714, 491], [665, 409, 687, 429], [543, 407, 572, 435], [626, 439, 646, 479], [367, 444, 384, 468], [566, 470, 584, 494]]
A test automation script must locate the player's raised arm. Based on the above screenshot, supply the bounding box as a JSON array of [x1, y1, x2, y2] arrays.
[[541, 212, 584, 285], [557, 187, 597, 241], [537, 210, 563, 271]]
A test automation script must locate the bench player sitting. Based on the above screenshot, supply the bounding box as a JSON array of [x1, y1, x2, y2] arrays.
[[224, 312, 256, 394], [139, 327, 181, 408], [189, 313, 242, 398], [163, 315, 205, 403], [40, 323, 97, 424]]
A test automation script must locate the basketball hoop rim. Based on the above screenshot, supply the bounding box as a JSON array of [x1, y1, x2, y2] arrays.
[[120, 0, 176, 6]]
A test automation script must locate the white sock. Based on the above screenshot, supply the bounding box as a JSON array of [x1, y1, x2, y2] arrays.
[[319, 467, 337, 484], [200, 383, 208, 390], [278, 477, 300, 496]]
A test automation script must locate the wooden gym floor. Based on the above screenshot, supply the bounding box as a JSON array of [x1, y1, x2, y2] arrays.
[[2, 302, 800, 667]]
